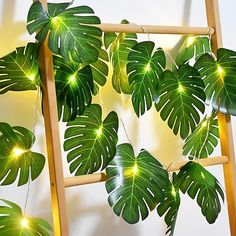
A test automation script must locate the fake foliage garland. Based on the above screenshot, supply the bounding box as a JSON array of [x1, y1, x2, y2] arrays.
[[0, 1, 236, 235]]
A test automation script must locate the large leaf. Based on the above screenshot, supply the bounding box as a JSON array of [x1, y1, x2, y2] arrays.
[[194, 48, 236, 115], [183, 113, 219, 159], [0, 43, 39, 94], [175, 36, 211, 66], [64, 104, 119, 175], [27, 1, 102, 63], [0, 123, 45, 186], [105, 19, 137, 94], [0, 199, 52, 236], [106, 143, 169, 224], [157, 173, 180, 236], [155, 64, 206, 139], [127, 41, 166, 116], [54, 55, 94, 122], [177, 162, 224, 223]]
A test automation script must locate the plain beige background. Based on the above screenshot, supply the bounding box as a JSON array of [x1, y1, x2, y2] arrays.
[[0, 0, 235, 235]]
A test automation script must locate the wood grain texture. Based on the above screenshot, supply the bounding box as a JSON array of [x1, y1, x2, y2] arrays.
[[205, 0, 236, 235], [36, 0, 69, 235]]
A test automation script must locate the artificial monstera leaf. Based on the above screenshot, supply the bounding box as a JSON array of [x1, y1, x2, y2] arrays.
[[64, 104, 118, 175], [54, 55, 94, 122], [183, 113, 219, 159], [0, 43, 40, 94], [175, 36, 211, 66], [90, 48, 109, 95], [104, 19, 137, 94], [155, 64, 206, 139], [106, 143, 169, 224], [194, 48, 236, 115], [0, 199, 52, 235], [157, 173, 180, 236], [127, 41, 166, 117], [27, 1, 102, 63], [0, 123, 45, 186], [177, 162, 224, 223]]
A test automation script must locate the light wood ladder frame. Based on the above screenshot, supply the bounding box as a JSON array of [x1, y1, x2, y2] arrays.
[[37, 0, 236, 235]]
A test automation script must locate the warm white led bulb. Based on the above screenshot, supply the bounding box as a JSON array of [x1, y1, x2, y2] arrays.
[[178, 84, 185, 93], [201, 121, 208, 128], [187, 37, 195, 47], [21, 217, 29, 228], [95, 126, 103, 137], [132, 163, 138, 175], [68, 74, 76, 84], [144, 63, 151, 72], [12, 147, 26, 158], [171, 185, 177, 198]]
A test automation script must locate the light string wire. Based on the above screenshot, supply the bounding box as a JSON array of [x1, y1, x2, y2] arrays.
[[23, 87, 40, 215]]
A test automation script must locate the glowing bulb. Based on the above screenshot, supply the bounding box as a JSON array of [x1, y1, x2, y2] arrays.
[[68, 74, 76, 85], [144, 63, 151, 72], [51, 16, 60, 25], [201, 172, 205, 179], [187, 37, 195, 47], [95, 126, 103, 137], [178, 84, 185, 93], [171, 185, 177, 198], [217, 65, 224, 75], [21, 217, 29, 228], [201, 121, 208, 128], [28, 74, 35, 81], [132, 163, 138, 175], [12, 147, 26, 158]]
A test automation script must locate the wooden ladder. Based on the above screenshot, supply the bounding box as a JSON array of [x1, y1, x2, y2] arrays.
[[37, 0, 236, 235]]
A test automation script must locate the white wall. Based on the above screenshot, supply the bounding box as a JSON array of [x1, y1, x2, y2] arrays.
[[0, 1, 235, 235]]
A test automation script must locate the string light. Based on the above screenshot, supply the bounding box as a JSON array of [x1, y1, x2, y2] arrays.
[[51, 16, 60, 25], [95, 125, 103, 138], [28, 74, 35, 82], [21, 217, 29, 228], [187, 37, 195, 47], [178, 84, 185, 93], [144, 63, 151, 72], [217, 65, 224, 77], [124, 163, 139, 176], [12, 147, 26, 158], [201, 172, 205, 179], [132, 163, 138, 175], [201, 120, 208, 128], [68, 74, 76, 85]]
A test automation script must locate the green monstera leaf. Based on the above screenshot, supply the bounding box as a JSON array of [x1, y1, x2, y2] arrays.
[[0, 199, 52, 235], [175, 36, 211, 66], [104, 19, 137, 94], [155, 64, 206, 139], [183, 113, 219, 159], [54, 55, 94, 122], [195, 48, 236, 115], [0, 43, 40, 94], [27, 1, 102, 63], [157, 173, 180, 236], [90, 48, 109, 94], [106, 143, 169, 224], [177, 162, 224, 224], [127, 41, 166, 117], [64, 104, 119, 175], [0, 123, 45, 186]]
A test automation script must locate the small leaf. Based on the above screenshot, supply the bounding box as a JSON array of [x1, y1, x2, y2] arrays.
[[175, 36, 211, 66], [89, 48, 109, 95], [106, 19, 138, 94], [0, 43, 40, 94], [27, 1, 102, 63], [64, 104, 119, 175], [155, 64, 206, 139], [157, 173, 180, 236], [106, 143, 169, 224], [0, 123, 45, 186], [183, 113, 219, 159], [54, 55, 94, 122], [195, 48, 236, 115], [177, 162, 224, 224], [0, 199, 52, 235], [127, 41, 166, 116]]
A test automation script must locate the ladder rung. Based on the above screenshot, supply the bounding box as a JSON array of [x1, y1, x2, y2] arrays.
[[95, 23, 215, 35], [64, 156, 228, 188]]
